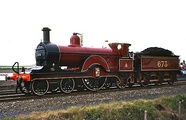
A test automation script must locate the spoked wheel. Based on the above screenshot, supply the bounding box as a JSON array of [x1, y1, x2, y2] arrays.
[[104, 77, 113, 89], [60, 78, 75, 94], [116, 78, 127, 89], [155, 74, 163, 85], [168, 73, 176, 85], [82, 77, 106, 91], [31, 80, 49, 96], [140, 74, 150, 87], [127, 77, 133, 88]]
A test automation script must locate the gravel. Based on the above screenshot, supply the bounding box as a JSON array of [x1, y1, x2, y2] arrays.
[[0, 81, 16, 87], [1, 84, 186, 119]]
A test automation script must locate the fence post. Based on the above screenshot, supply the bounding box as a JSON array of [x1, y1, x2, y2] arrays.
[[179, 101, 181, 120], [179, 99, 184, 120], [144, 110, 147, 120], [139, 109, 142, 120]]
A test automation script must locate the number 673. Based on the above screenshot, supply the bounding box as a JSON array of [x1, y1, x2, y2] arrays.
[[157, 61, 168, 67]]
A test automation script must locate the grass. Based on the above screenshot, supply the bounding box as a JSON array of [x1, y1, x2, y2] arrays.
[[3, 94, 186, 120]]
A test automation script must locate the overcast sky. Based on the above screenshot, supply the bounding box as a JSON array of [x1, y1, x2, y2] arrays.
[[0, 0, 186, 65]]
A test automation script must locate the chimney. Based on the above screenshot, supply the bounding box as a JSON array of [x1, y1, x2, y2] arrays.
[[42, 27, 51, 43]]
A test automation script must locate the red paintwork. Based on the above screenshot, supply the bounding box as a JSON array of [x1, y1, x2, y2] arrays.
[[69, 33, 81, 47], [108, 43, 131, 57], [81, 55, 110, 72], [119, 59, 133, 71], [141, 55, 179, 71], [57, 45, 120, 71], [57, 40, 132, 73], [8, 73, 30, 82]]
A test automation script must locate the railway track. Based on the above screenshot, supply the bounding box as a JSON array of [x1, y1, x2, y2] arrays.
[[0, 78, 185, 103]]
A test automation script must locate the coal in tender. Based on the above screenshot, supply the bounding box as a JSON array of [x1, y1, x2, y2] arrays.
[[139, 47, 175, 56]]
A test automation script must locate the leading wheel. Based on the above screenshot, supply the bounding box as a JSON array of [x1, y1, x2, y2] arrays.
[[60, 78, 75, 94], [82, 77, 106, 91], [31, 80, 49, 96]]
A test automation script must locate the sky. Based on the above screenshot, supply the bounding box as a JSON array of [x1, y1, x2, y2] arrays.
[[0, 0, 186, 65]]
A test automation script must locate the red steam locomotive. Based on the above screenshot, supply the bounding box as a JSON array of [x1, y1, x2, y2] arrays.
[[7, 27, 180, 96]]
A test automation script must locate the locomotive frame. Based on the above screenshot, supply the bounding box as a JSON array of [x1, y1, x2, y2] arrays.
[[7, 27, 180, 96]]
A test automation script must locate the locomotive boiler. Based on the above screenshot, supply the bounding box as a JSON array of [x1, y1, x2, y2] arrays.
[[7, 27, 180, 96], [36, 28, 131, 71]]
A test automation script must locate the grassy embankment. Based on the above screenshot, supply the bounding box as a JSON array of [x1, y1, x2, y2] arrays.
[[4, 94, 186, 120]]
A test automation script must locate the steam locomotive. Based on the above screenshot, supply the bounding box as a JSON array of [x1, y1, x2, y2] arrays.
[[7, 27, 180, 96]]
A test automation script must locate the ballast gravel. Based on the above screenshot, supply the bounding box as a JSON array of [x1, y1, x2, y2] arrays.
[[1, 84, 186, 119]]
